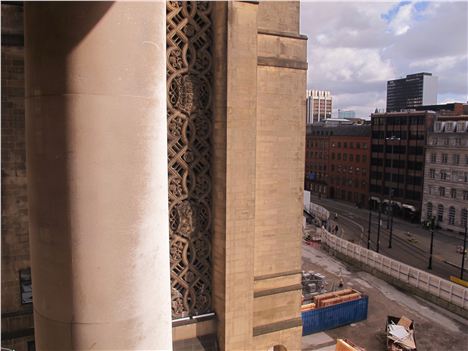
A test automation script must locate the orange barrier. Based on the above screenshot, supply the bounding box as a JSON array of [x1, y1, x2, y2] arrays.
[[450, 276, 468, 288]]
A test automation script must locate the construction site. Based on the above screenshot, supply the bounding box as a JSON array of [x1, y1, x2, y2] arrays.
[[301, 226, 468, 350]]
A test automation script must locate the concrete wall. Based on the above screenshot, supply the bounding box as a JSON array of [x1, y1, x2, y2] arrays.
[[321, 236, 468, 319]]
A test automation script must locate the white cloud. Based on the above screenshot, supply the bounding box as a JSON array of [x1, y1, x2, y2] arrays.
[[387, 2, 415, 35], [310, 47, 395, 84], [300, 1, 468, 116], [409, 55, 467, 73]]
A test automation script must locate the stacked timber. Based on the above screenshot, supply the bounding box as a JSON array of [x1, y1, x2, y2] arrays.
[[314, 289, 361, 308]]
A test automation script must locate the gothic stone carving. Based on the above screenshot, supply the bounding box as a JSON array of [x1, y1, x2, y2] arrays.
[[167, 1, 212, 319]]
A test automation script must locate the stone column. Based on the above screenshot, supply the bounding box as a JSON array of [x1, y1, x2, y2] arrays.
[[24, 3, 172, 350], [212, 2, 259, 350]]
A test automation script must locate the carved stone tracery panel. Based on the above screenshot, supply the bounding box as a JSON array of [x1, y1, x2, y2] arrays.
[[167, 1, 213, 319]]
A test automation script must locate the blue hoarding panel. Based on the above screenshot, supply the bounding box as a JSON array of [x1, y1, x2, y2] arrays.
[[302, 296, 368, 336]]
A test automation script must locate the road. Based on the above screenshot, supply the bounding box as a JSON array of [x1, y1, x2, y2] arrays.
[[309, 195, 467, 281]]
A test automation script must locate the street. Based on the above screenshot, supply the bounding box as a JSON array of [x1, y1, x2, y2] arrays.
[[309, 195, 467, 282]]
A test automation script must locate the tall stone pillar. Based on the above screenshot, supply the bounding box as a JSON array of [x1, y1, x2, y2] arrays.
[[24, 3, 172, 350]]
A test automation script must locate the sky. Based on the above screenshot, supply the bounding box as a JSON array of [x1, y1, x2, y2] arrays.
[[300, 1, 468, 118]]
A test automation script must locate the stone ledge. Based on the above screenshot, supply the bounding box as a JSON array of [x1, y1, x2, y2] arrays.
[[254, 269, 301, 281], [253, 317, 302, 337], [258, 56, 308, 70], [254, 283, 302, 298], [258, 29, 307, 40]]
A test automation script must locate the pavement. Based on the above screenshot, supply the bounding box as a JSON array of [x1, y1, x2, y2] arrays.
[[301, 242, 468, 351], [307, 195, 467, 281]]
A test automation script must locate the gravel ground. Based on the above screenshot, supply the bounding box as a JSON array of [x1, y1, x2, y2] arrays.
[[302, 243, 468, 351]]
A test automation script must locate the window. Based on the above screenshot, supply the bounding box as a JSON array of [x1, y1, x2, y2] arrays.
[[28, 341, 36, 351], [444, 138, 449, 146], [440, 170, 447, 180], [430, 153, 436, 163], [344, 142, 348, 148], [429, 169, 436, 179], [455, 138, 462, 146], [451, 188, 457, 199], [453, 154, 460, 165], [448, 207, 455, 225], [350, 142, 354, 148], [439, 187, 445, 197], [343, 153, 348, 161], [437, 204, 444, 222], [356, 155, 361, 162], [363, 155, 367, 162], [427, 202, 433, 219], [20, 268, 32, 304], [363, 143, 368, 149], [338, 142, 341, 148], [332, 153, 335, 160], [462, 208, 468, 228], [337, 153, 341, 160], [349, 154, 354, 161], [463, 191, 468, 201], [357, 143, 361, 149], [465, 155, 468, 165], [442, 154, 448, 163]]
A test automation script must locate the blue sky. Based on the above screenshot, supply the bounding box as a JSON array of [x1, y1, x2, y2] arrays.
[[301, 1, 468, 117]]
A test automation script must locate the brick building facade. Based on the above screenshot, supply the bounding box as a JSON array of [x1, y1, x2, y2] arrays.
[[328, 127, 371, 207], [1, 3, 35, 351], [305, 124, 371, 207], [305, 125, 330, 196]]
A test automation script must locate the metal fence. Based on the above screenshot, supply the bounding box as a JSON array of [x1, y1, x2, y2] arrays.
[[321, 229, 468, 311]]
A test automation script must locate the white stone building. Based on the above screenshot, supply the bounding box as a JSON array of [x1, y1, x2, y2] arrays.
[[422, 116, 468, 233]]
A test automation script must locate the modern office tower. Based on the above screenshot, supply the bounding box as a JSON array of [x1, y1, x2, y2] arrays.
[[386, 73, 438, 112], [338, 110, 356, 119], [306, 89, 332, 124], [422, 116, 468, 233], [369, 110, 436, 221]]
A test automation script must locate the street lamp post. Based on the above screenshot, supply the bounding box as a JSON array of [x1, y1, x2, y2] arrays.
[[376, 201, 382, 253], [385, 136, 400, 241], [367, 198, 372, 249], [388, 188, 394, 249], [367, 197, 372, 250], [461, 223, 467, 280], [428, 216, 435, 270]]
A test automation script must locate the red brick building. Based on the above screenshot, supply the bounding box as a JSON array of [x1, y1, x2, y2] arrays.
[[305, 125, 330, 196], [305, 124, 371, 207]]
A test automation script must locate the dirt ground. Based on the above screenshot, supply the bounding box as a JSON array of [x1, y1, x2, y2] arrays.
[[302, 243, 468, 351]]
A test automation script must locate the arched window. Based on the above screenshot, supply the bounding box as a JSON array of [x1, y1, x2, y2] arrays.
[[461, 208, 468, 228], [268, 345, 287, 351], [437, 204, 444, 223], [426, 202, 433, 219], [448, 206, 455, 225]]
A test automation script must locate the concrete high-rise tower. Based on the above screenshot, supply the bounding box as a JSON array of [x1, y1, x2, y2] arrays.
[[306, 90, 332, 124], [386, 72, 438, 112]]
